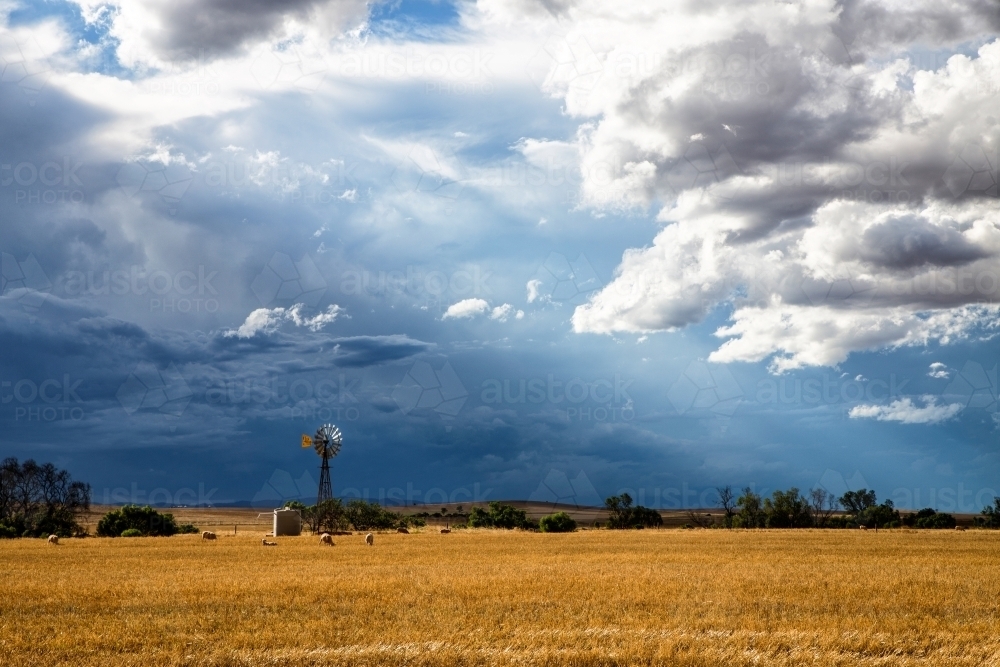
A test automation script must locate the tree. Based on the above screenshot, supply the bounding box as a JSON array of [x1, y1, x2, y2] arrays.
[[539, 512, 576, 533], [717, 486, 736, 528], [304, 499, 349, 533], [345, 500, 400, 531], [839, 489, 877, 515], [468, 502, 535, 530], [903, 508, 957, 529], [605, 493, 634, 529], [980, 497, 1000, 527], [0, 458, 91, 537], [734, 488, 765, 528], [604, 494, 663, 529], [96, 505, 180, 537], [808, 488, 839, 527], [840, 489, 898, 528], [763, 488, 812, 528]]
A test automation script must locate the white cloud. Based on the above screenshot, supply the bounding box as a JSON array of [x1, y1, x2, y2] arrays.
[[849, 396, 963, 424], [443, 298, 490, 319], [517, 0, 1000, 370], [708, 303, 996, 373], [928, 362, 950, 379], [526, 279, 543, 304], [490, 303, 524, 321], [225, 304, 344, 338]]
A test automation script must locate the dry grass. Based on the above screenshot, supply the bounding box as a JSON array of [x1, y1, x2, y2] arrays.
[[3, 528, 1000, 666]]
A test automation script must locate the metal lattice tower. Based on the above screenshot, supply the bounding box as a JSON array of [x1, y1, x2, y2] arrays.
[[305, 424, 342, 505]]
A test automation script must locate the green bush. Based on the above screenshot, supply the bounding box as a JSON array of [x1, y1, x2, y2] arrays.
[[0, 524, 17, 539], [96, 505, 179, 537], [120, 528, 142, 537], [177, 523, 199, 534], [539, 512, 577, 533]]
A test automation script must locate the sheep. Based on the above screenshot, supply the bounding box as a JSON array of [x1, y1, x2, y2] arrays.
[[261, 539, 277, 546], [440, 528, 451, 534], [956, 526, 968, 532], [365, 532, 374, 546], [397, 527, 409, 534], [859, 526, 868, 531], [47, 535, 59, 545], [202, 531, 217, 540], [319, 533, 334, 546]]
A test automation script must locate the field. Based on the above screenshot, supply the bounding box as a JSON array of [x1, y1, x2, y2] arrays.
[[3, 527, 1000, 666]]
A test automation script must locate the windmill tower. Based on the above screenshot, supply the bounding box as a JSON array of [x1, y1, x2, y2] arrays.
[[303, 424, 342, 505]]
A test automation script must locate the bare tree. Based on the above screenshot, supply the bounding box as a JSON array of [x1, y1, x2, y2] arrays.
[[717, 485, 736, 528], [808, 488, 839, 527]]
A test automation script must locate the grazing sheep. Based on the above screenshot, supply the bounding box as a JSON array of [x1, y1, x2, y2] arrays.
[[202, 531, 217, 540], [261, 539, 277, 546], [47, 535, 59, 545], [397, 527, 409, 534], [440, 528, 451, 534], [859, 526, 868, 531], [956, 526, 968, 531], [319, 533, 333, 546], [365, 532, 374, 546]]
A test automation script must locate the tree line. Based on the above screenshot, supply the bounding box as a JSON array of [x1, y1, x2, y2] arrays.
[[0, 458, 91, 538], [696, 486, 988, 529]]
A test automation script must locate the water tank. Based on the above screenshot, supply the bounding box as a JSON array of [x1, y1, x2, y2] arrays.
[[273, 508, 301, 536]]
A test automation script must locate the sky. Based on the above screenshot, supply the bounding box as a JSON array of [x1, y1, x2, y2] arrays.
[[1, 0, 999, 512]]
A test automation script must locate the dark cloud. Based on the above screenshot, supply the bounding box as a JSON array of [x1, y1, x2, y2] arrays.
[[138, 0, 369, 62], [859, 214, 992, 269], [333, 335, 433, 367]]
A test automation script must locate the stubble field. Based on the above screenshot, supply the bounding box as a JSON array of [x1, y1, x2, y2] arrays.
[[2, 529, 1000, 666]]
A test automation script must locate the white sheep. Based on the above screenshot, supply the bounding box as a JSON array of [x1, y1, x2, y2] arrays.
[[319, 533, 334, 546], [47, 534, 59, 545], [365, 532, 374, 546], [202, 531, 217, 540]]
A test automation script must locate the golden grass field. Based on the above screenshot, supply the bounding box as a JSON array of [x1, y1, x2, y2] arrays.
[[3, 527, 1000, 666]]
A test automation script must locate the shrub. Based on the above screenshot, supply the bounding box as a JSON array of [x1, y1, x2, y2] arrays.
[[177, 523, 199, 534], [0, 524, 17, 539], [96, 505, 179, 537], [120, 528, 142, 537], [539, 512, 576, 533]]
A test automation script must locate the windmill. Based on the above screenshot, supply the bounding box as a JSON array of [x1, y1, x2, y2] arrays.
[[302, 423, 342, 505]]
